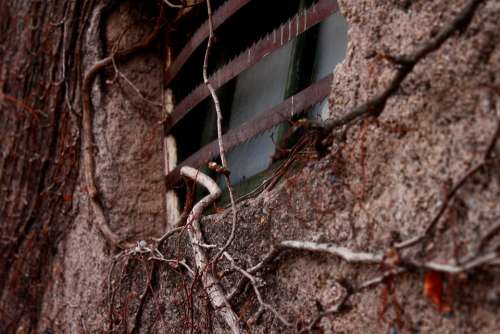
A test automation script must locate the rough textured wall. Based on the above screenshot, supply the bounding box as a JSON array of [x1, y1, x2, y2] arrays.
[[185, 0, 500, 333]]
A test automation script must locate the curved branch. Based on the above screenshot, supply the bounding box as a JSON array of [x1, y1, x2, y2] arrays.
[[81, 5, 164, 248], [180, 166, 242, 334]]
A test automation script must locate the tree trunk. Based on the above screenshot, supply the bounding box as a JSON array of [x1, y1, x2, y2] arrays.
[[0, 0, 166, 332], [0, 0, 85, 330]]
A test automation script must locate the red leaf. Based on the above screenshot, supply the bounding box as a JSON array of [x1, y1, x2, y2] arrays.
[[423, 271, 451, 313]]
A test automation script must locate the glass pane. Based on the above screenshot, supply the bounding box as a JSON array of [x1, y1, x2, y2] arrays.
[[223, 11, 348, 186], [225, 43, 294, 184]]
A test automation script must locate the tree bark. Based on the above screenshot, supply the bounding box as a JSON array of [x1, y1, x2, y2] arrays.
[[0, 0, 166, 332], [0, 0, 89, 331]]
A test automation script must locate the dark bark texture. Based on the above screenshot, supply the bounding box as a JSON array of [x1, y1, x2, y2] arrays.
[[0, 0, 86, 331], [1, 0, 166, 332]]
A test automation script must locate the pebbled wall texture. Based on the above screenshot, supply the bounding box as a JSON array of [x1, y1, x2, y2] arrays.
[[193, 0, 500, 332], [33, 0, 500, 333]]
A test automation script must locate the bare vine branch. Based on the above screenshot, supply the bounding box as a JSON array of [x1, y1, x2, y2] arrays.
[[180, 166, 242, 334], [163, 0, 203, 8], [202, 0, 239, 265], [81, 4, 164, 248], [223, 252, 292, 328]]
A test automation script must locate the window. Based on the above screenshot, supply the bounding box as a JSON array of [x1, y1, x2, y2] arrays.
[[165, 0, 347, 195]]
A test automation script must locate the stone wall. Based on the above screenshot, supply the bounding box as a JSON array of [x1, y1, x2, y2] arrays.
[[195, 0, 500, 332]]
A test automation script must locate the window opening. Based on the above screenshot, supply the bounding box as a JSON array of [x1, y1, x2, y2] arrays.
[[165, 0, 347, 198], [225, 42, 296, 184]]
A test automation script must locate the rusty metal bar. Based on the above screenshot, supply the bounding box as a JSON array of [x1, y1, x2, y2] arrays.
[[165, 73, 333, 190], [164, 0, 338, 134]]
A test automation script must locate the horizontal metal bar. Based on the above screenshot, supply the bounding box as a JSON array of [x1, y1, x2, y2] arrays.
[[165, 73, 333, 190], [164, 0, 338, 135]]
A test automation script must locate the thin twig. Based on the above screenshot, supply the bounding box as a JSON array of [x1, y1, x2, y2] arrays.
[[477, 218, 500, 253], [202, 0, 238, 265], [224, 252, 292, 328], [111, 56, 162, 107], [298, 282, 348, 333], [148, 256, 195, 279], [396, 118, 500, 250], [131, 260, 153, 334], [227, 246, 282, 301], [356, 268, 407, 291]]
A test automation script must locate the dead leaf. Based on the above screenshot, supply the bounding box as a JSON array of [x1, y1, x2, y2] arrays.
[[423, 271, 451, 313]]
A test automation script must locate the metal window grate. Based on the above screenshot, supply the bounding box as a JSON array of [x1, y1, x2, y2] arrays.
[[164, 0, 339, 190]]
